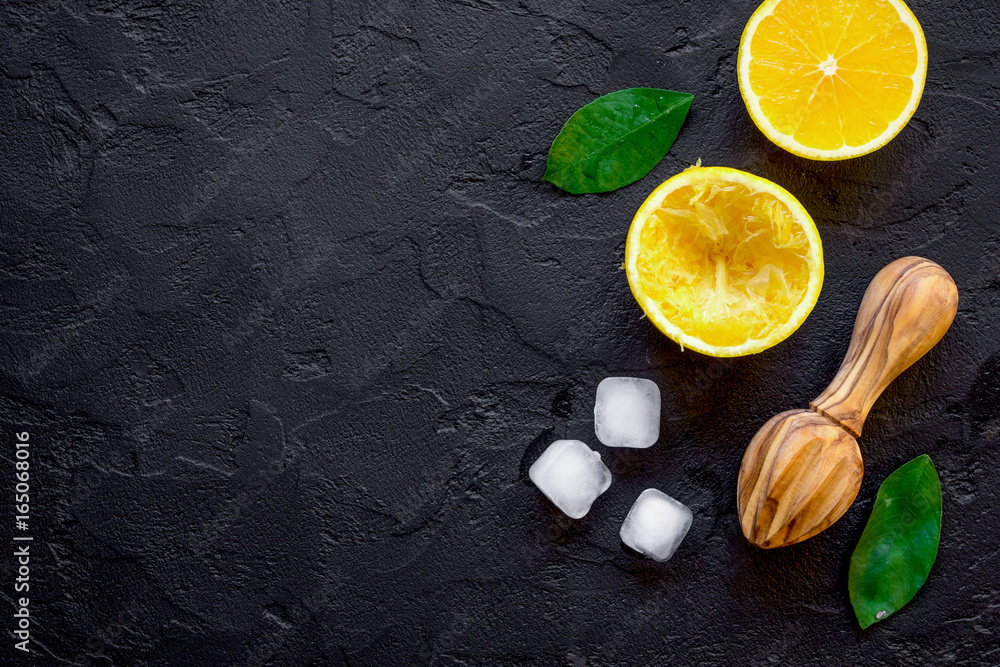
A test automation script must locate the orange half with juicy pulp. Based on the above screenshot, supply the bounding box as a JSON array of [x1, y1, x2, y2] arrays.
[[739, 0, 927, 160]]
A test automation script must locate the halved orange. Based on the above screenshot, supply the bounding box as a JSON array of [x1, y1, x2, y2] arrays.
[[738, 0, 927, 160], [625, 166, 823, 357]]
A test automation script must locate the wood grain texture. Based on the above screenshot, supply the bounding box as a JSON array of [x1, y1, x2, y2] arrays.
[[739, 257, 957, 549], [811, 257, 959, 437], [737, 410, 863, 549]]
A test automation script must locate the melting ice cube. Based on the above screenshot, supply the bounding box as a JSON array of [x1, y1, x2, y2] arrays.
[[529, 440, 612, 519], [620, 488, 692, 562], [594, 377, 660, 448]]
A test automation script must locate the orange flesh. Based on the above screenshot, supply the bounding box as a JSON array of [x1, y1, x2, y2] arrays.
[[748, 0, 919, 150], [634, 180, 812, 347]]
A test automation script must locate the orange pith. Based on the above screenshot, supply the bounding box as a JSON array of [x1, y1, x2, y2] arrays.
[[636, 184, 810, 347]]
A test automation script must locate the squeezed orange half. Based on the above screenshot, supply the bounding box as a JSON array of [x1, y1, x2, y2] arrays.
[[625, 166, 823, 357]]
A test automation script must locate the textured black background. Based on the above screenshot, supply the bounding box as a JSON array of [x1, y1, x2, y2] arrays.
[[2, 0, 999, 665]]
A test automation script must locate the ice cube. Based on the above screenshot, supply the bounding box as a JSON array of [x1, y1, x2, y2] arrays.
[[529, 440, 612, 519], [619, 488, 692, 562], [594, 377, 660, 448]]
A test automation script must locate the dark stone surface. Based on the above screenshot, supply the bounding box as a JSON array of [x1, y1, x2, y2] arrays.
[[1, 0, 999, 664]]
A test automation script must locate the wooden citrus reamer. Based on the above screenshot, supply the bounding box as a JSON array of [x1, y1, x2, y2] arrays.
[[737, 257, 958, 548]]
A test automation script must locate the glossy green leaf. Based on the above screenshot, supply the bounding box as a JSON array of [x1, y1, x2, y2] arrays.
[[543, 88, 693, 194], [849, 455, 942, 629]]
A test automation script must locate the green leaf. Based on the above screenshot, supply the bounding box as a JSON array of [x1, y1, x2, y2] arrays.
[[542, 88, 693, 194], [849, 455, 942, 629]]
